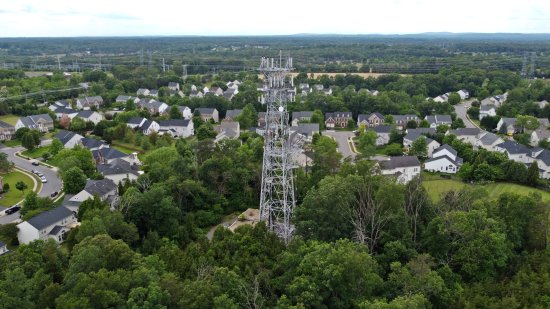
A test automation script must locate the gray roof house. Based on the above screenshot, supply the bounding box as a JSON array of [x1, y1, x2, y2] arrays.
[[196, 108, 220, 123], [15, 114, 54, 132], [80, 137, 107, 151], [425, 115, 452, 129], [447, 127, 481, 145], [17, 206, 77, 244], [292, 123, 320, 141], [66, 178, 118, 211], [378, 156, 421, 183], [56, 129, 84, 148], [370, 125, 392, 146], [215, 120, 241, 142], [291, 111, 314, 126], [158, 119, 194, 138], [97, 159, 139, 184], [76, 96, 103, 110], [92, 147, 129, 164], [225, 109, 243, 121], [494, 140, 532, 163], [0, 120, 15, 141], [475, 132, 505, 151], [425, 144, 463, 174]]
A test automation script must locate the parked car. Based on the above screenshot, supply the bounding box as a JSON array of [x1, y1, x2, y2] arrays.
[[5, 206, 21, 215], [50, 191, 59, 198], [31, 161, 39, 166], [40, 176, 47, 183], [31, 169, 38, 174], [37, 173, 43, 177]]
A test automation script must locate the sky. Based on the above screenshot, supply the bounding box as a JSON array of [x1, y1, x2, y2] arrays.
[[0, 0, 550, 37]]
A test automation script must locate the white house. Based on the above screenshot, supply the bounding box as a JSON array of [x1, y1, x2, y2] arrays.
[[136, 88, 150, 96], [196, 108, 220, 123], [425, 144, 463, 174], [475, 131, 505, 151], [457, 89, 470, 100], [370, 125, 392, 146], [178, 106, 193, 119], [378, 156, 421, 183], [494, 140, 532, 164], [479, 105, 496, 120], [531, 129, 550, 147], [158, 119, 194, 138], [75, 110, 103, 125], [97, 158, 140, 184], [139, 119, 160, 135], [215, 120, 241, 142], [532, 149, 550, 179], [17, 206, 77, 244], [291, 111, 314, 126], [403, 128, 436, 150], [496, 118, 517, 135], [55, 130, 84, 148], [447, 128, 481, 145], [433, 93, 449, 103], [76, 96, 103, 110], [425, 115, 452, 129], [66, 179, 119, 211], [126, 117, 147, 129]]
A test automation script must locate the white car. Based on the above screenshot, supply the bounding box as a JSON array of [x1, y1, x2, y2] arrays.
[[40, 176, 47, 183]]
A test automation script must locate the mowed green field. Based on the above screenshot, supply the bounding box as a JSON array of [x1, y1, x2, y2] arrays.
[[423, 179, 550, 203], [0, 114, 20, 126], [0, 170, 35, 207]]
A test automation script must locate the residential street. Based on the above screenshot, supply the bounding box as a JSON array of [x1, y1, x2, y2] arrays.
[[454, 99, 478, 128], [0, 145, 63, 224], [322, 130, 357, 160]]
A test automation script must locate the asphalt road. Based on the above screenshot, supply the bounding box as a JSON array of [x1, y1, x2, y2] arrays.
[[454, 100, 478, 129], [322, 130, 357, 160], [0, 145, 62, 224]]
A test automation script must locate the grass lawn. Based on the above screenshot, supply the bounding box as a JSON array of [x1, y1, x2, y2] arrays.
[[2, 140, 21, 147], [423, 178, 550, 203], [0, 114, 19, 126], [22, 145, 52, 159], [0, 170, 35, 207], [111, 141, 144, 154]]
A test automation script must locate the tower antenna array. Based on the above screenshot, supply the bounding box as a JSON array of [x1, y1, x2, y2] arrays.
[[258, 53, 298, 244]]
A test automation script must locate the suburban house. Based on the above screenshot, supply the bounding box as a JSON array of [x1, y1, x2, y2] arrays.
[[196, 108, 220, 123], [56, 130, 84, 148], [17, 206, 77, 244], [115, 95, 138, 103], [97, 158, 140, 184], [136, 88, 150, 96], [392, 115, 419, 130], [223, 88, 238, 101], [225, 109, 243, 121], [291, 111, 313, 126], [531, 129, 550, 147], [425, 115, 452, 129], [425, 144, 463, 174], [126, 117, 148, 129], [227, 80, 241, 89], [92, 147, 130, 164], [369, 125, 392, 146], [378, 156, 421, 183], [208, 87, 224, 96], [137, 99, 169, 115], [158, 119, 194, 138], [80, 137, 108, 151], [474, 132, 505, 151], [494, 140, 532, 164], [496, 118, 517, 135], [537, 100, 549, 109], [177, 106, 193, 119], [447, 128, 481, 145], [168, 82, 180, 92], [479, 105, 497, 120], [403, 128, 436, 149], [139, 119, 160, 135], [67, 178, 118, 209], [457, 89, 470, 100], [532, 149, 550, 179], [292, 123, 320, 142], [75, 110, 103, 125], [433, 93, 449, 103], [189, 90, 204, 98], [0, 120, 15, 140], [0, 241, 8, 256], [325, 112, 353, 129], [76, 96, 103, 110], [358, 112, 384, 128], [49, 100, 71, 111], [215, 120, 241, 142], [53, 107, 78, 120], [15, 114, 54, 132], [299, 83, 310, 95]]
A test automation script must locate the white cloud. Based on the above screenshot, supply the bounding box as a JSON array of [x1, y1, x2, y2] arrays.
[[0, 0, 549, 36]]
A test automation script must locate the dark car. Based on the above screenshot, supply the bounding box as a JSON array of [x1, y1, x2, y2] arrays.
[[5, 206, 21, 215], [31, 161, 39, 166], [50, 191, 58, 198]]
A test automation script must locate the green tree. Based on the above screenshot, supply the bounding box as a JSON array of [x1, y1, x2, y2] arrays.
[[125, 99, 136, 111], [451, 118, 465, 129], [385, 115, 395, 125], [50, 138, 63, 156], [69, 117, 86, 133], [169, 105, 181, 119], [0, 152, 14, 173], [196, 123, 217, 140], [15, 181, 28, 194], [312, 136, 342, 182], [235, 103, 257, 129], [347, 119, 356, 129], [448, 92, 461, 105], [526, 161, 540, 186], [385, 143, 404, 156], [406, 120, 418, 129], [62, 167, 87, 194], [21, 132, 37, 150], [516, 115, 540, 133], [358, 130, 377, 157], [409, 137, 427, 157], [419, 119, 430, 128]]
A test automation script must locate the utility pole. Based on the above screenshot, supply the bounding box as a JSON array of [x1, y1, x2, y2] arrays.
[[258, 54, 299, 244]]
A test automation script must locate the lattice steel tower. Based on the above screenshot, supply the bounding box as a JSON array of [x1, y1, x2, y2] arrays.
[[259, 54, 298, 244]]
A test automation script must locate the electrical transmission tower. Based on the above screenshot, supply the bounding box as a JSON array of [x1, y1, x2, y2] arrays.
[[258, 54, 299, 244]]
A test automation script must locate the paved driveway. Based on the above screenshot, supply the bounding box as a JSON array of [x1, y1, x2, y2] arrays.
[[0, 145, 62, 224], [322, 130, 357, 160], [454, 99, 478, 128]]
